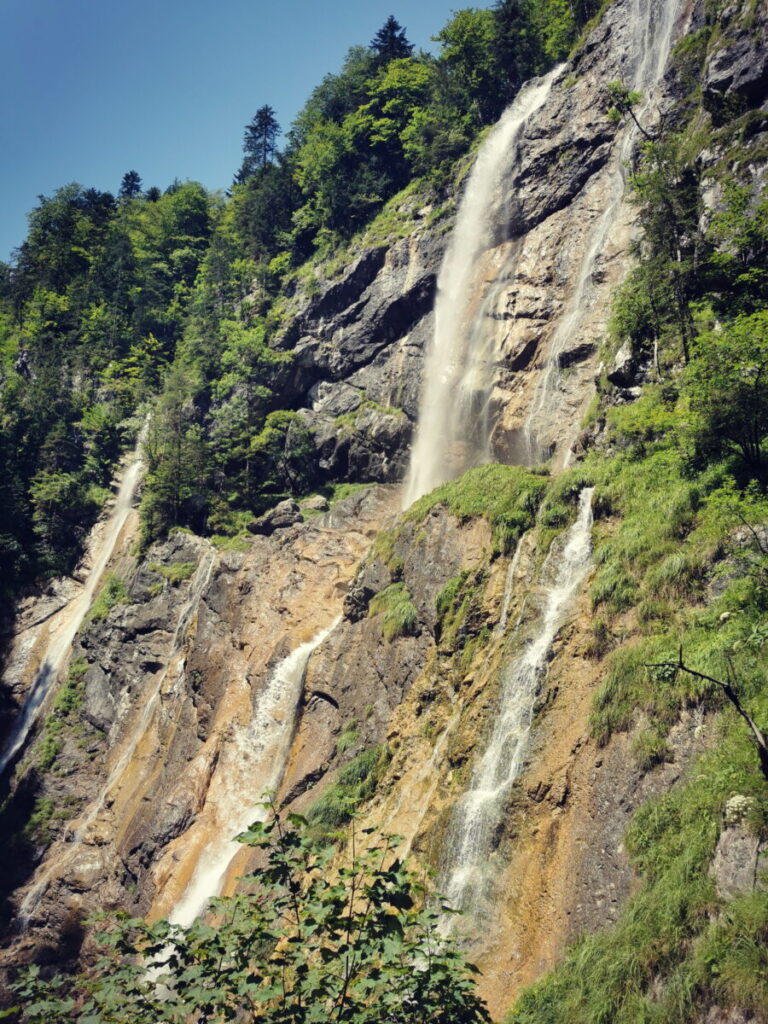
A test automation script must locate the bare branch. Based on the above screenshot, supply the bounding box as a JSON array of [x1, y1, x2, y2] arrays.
[[644, 650, 768, 780]]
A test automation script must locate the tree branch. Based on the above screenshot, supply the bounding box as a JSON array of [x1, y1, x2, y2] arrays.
[[645, 647, 768, 780]]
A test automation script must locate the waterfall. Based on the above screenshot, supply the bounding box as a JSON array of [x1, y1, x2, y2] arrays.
[[18, 549, 217, 925], [442, 489, 593, 916], [168, 619, 339, 928], [403, 67, 563, 508], [0, 430, 146, 778], [523, 0, 679, 463]]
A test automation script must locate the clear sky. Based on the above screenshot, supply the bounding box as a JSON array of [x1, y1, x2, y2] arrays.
[[0, 0, 491, 262]]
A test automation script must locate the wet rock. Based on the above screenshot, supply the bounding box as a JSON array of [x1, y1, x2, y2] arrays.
[[701, 1009, 761, 1024], [247, 499, 302, 536], [704, 4, 768, 114], [308, 381, 363, 417], [558, 342, 597, 369], [344, 561, 393, 622], [304, 408, 412, 484], [81, 664, 115, 733]]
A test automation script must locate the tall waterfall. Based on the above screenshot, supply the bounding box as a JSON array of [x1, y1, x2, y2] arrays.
[[403, 68, 562, 507], [523, 0, 679, 463], [168, 620, 338, 928], [442, 489, 594, 915], [0, 432, 146, 778]]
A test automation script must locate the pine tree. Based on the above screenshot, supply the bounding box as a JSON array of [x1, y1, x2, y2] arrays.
[[118, 170, 142, 200], [238, 105, 280, 181], [370, 15, 414, 62]]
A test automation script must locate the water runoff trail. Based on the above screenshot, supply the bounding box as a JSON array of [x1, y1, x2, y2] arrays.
[[0, 432, 146, 778], [441, 489, 594, 917], [523, 0, 680, 464], [168, 619, 339, 927], [18, 549, 216, 925], [403, 65, 563, 507]]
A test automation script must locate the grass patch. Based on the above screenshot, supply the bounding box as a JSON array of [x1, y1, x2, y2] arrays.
[[148, 561, 197, 585], [369, 583, 418, 641], [210, 534, 251, 552], [22, 797, 57, 846], [86, 575, 127, 623], [403, 464, 550, 556], [306, 746, 391, 837], [37, 659, 89, 772]]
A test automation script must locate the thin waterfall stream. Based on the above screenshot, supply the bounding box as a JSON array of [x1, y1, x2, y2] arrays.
[[524, 0, 679, 463], [18, 549, 217, 925], [442, 489, 594, 916], [168, 619, 339, 927], [0, 429, 147, 778]]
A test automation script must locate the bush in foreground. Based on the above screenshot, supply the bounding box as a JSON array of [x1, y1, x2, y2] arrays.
[[11, 812, 490, 1024]]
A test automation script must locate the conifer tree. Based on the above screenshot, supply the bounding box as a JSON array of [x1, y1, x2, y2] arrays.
[[118, 170, 142, 200], [370, 15, 414, 62], [238, 105, 280, 181]]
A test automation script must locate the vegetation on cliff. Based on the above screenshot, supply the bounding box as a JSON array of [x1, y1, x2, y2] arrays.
[[506, 4, 768, 1020], [0, 2, 602, 602]]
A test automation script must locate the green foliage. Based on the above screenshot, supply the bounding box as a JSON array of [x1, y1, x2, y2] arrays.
[[11, 813, 491, 1024], [22, 798, 57, 847], [369, 582, 418, 641], [685, 311, 768, 481], [404, 464, 549, 556], [307, 746, 391, 833], [86, 575, 127, 623], [148, 560, 196, 585]]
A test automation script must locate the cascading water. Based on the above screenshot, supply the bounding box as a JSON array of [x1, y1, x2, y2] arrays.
[[168, 619, 339, 927], [403, 67, 563, 508], [18, 549, 216, 925], [442, 489, 594, 916], [523, 0, 679, 464], [0, 431, 146, 778]]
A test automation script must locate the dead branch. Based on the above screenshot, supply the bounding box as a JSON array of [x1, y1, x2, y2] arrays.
[[645, 646, 768, 781]]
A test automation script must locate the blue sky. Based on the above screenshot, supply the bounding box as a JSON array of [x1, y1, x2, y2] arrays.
[[0, 0, 491, 262]]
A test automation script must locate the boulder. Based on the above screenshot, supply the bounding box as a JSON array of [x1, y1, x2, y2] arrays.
[[302, 494, 330, 513], [606, 341, 637, 387], [247, 499, 302, 536]]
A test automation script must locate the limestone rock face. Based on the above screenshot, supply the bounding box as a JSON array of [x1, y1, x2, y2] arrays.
[[710, 795, 765, 900], [704, 1, 768, 113], [3, 0, 768, 1019]]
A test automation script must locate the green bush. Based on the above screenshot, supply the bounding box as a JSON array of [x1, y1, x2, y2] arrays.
[[307, 746, 391, 833], [12, 813, 491, 1024], [148, 560, 197, 585]]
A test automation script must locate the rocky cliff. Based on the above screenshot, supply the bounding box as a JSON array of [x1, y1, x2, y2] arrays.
[[2, 0, 768, 1020]]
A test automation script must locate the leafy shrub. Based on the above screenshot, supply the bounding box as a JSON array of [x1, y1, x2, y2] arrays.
[[148, 560, 197, 585], [12, 813, 491, 1024], [307, 746, 391, 833]]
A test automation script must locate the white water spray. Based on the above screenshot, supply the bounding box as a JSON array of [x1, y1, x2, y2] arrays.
[[403, 68, 563, 507], [442, 489, 593, 915], [0, 432, 146, 777], [168, 619, 339, 928]]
